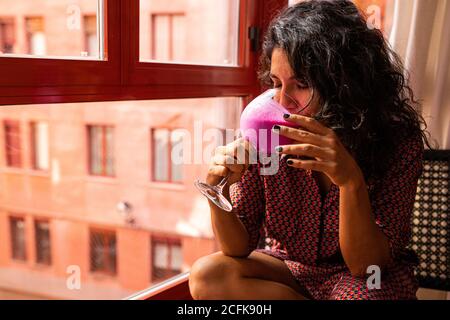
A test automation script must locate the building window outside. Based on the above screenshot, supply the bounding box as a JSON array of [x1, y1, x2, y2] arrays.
[[90, 229, 117, 275], [83, 15, 98, 57], [151, 128, 184, 183], [152, 237, 182, 282], [30, 122, 49, 171], [88, 125, 115, 177], [10, 217, 27, 261], [4, 120, 22, 168], [151, 13, 186, 61], [35, 220, 51, 265], [0, 17, 15, 54], [25, 17, 46, 55]]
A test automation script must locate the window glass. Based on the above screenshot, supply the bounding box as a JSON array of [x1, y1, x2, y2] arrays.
[[0, 97, 241, 299], [289, 0, 395, 37], [0, 0, 104, 59], [3, 120, 21, 168], [31, 122, 49, 171], [10, 217, 26, 261], [35, 220, 51, 265], [140, 0, 240, 65]]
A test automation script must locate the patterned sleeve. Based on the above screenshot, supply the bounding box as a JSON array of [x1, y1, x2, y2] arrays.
[[229, 163, 266, 253], [369, 133, 424, 258]]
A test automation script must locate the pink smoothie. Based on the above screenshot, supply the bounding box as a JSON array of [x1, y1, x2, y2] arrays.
[[240, 90, 299, 155]]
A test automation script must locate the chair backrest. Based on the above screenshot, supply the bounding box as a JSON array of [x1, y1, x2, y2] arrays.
[[410, 150, 450, 291]]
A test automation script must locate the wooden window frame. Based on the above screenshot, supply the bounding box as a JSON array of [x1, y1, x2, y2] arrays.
[[34, 219, 52, 266], [89, 228, 117, 276], [0, 0, 280, 105], [151, 236, 182, 282], [87, 124, 115, 177]]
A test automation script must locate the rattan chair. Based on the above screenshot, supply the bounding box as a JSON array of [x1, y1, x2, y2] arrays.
[[410, 150, 450, 291]]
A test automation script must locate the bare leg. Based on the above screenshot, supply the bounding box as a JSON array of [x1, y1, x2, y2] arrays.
[[189, 251, 308, 300]]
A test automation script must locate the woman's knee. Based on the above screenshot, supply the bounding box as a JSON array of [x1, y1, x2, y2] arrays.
[[189, 252, 241, 300]]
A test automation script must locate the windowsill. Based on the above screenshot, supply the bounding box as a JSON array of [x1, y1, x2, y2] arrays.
[[1, 167, 50, 177], [89, 271, 117, 281], [85, 175, 118, 185], [147, 181, 186, 191], [125, 272, 190, 300]]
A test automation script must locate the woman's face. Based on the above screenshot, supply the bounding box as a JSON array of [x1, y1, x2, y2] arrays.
[[270, 48, 320, 116]]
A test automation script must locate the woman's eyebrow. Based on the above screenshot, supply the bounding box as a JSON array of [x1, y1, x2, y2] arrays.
[[269, 73, 300, 81]]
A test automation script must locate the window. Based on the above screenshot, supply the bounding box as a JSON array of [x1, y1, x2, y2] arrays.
[[30, 122, 49, 171], [35, 220, 51, 265], [151, 128, 185, 183], [0, 18, 15, 54], [0, 0, 263, 300], [152, 237, 182, 282], [10, 217, 26, 261], [3, 120, 21, 168], [84, 15, 98, 57], [151, 13, 185, 61], [90, 229, 117, 275], [140, 0, 240, 65], [88, 125, 114, 177], [25, 17, 46, 55]]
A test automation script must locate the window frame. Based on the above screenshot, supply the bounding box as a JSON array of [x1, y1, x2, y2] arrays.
[[0, 0, 268, 105], [0, 0, 121, 91], [86, 124, 115, 178]]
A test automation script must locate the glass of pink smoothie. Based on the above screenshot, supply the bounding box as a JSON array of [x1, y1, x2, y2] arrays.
[[195, 88, 314, 212]]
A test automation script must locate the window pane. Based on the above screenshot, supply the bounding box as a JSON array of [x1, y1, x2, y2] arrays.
[[0, 98, 241, 299], [105, 127, 115, 176], [170, 130, 185, 183], [4, 121, 22, 168], [10, 217, 26, 261], [0, 0, 104, 60], [32, 122, 49, 171], [153, 129, 169, 182], [88, 126, 103, 175], [35, 221, 51, 265], [140, 0, 240, 65], [153, 243, 168, 269], [289, 0, 395, 37], [170, 244, 182, 271]]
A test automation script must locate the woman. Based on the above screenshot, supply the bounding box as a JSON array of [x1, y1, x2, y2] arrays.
[[189, 0, 432, 300]]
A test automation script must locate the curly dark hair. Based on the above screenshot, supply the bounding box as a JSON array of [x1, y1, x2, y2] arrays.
[[258, 0, 434, 182]]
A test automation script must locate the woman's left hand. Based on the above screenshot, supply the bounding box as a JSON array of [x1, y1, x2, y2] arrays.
[[273, 114, 364, 188]]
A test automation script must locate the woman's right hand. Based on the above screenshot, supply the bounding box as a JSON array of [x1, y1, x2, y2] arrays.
[[206, 138, 253, 187]]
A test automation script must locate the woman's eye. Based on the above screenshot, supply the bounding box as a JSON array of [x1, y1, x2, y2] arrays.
[[296, 82, 308, 89]]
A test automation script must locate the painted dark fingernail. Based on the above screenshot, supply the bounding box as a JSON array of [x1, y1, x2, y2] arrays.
[[287, 160, 294, 165], [272, 125, 281, 132], [283, 114, 290, 119], [275, 146, 283, 153]]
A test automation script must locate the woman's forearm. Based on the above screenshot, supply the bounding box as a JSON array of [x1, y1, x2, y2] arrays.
[[208, 185, 252, 258], [339, 173, 391, 277]]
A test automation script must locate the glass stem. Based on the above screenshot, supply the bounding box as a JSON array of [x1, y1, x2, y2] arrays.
[[215, 173, 230, 191]]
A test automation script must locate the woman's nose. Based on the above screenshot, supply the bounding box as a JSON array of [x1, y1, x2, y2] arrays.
[[274, 88, 295, 109]]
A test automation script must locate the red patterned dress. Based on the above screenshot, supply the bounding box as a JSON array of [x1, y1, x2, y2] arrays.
[[229, 133, 424, 300]]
